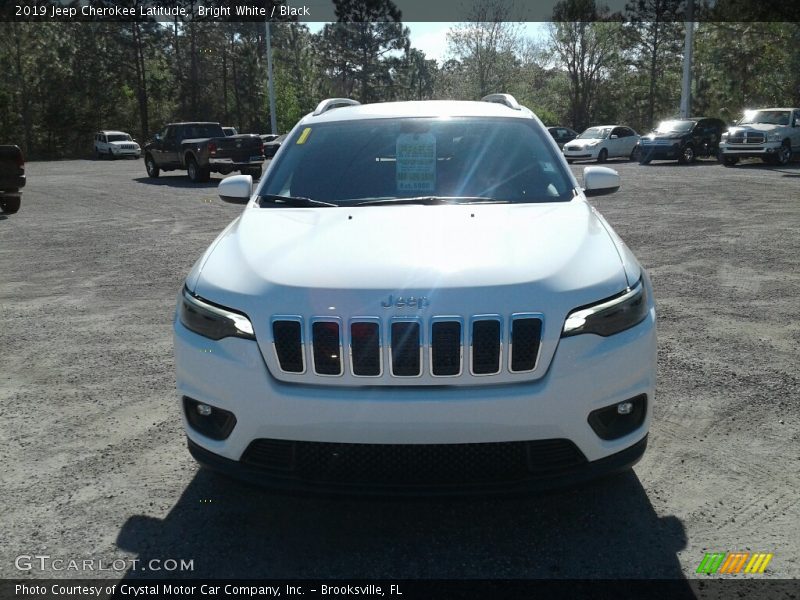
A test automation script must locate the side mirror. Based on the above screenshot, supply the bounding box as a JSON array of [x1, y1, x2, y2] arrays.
[[218, 174, 252, 204], [583, 166, 620, 197], [154, 134, 161, 141]]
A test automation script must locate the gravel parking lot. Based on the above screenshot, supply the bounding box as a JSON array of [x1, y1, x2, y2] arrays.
[[1, 156, 798, 581]]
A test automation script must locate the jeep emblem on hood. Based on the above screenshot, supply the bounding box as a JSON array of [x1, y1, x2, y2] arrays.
[[381, 295, 430, 309]]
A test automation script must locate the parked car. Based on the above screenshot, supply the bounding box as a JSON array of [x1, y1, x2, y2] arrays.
[[263, 133, 286, 159], [547, 126, 578, 149], [175, 94, 656, 494], [143, 122, 264, 182], [222, 127, 238, 136], [93, 131, 141, 159], [718, 108, 800, 166], [639, 117, 727, 164], [562, 126, 640, 163], [260, 133, 279, 143], [0, 145, 25, 215]]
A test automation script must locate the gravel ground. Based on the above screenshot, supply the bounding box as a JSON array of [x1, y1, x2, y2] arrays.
[[1, 156, 798, 581]]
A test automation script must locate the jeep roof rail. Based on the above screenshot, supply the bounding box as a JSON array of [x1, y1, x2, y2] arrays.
[[481, 93, 522, 111], [313, 98, 361, 116]]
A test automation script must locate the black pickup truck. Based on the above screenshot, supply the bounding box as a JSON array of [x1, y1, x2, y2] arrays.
[[0, 145, 25, 215], [143, 122, 264, 183]]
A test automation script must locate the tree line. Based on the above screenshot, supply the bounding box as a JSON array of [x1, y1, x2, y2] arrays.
[[1, 0, 798, 159]]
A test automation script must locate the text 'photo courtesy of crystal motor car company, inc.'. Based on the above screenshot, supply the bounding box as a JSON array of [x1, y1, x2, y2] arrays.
[[175, 95, 656, 495]]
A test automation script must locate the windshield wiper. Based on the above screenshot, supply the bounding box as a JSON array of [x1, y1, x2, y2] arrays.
[[354, 196, 510, 206], [258, 194, 338, 208]]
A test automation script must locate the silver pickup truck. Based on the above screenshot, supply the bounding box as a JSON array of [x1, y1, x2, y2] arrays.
[[718, 108, 800, 166]]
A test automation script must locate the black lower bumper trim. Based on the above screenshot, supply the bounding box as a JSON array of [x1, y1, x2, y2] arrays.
[[187, 434, 648, 496]]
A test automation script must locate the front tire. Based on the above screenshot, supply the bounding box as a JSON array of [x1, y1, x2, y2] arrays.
[[678, 145, 695, 164], [597, 148, 608, 163], [145, 154, 160, 178], [1, 196, 21, 214], [773, 141, 792, 166]]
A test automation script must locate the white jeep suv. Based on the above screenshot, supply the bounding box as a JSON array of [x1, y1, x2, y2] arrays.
[[173, 95, 657, 494], [718, 108, 800, 166], [93, 130, 141, 159]]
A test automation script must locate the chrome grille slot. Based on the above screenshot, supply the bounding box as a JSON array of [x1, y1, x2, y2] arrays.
[[431, 320, 462, 376], [510, 316, 542, 372], [471, 318, 502, 375], [391, 321, 421, 376], [272, 319, 304, 373], [350, 321, 381, 376], [311, 320, 342, 376]]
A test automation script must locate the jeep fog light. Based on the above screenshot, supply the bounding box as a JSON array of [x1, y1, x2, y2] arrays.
[[588, 395, 646, 440], [183, 397, 237, 440], [617, 401, 633, 415]]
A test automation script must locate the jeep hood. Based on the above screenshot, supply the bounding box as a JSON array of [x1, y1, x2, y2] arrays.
[[188, 201, 633, 313]]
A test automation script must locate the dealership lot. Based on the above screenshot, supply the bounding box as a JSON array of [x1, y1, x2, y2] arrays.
[[1, 157, 798, 580]]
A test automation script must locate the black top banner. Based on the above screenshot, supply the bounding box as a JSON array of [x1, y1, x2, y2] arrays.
[[2, 0, 800, 22]]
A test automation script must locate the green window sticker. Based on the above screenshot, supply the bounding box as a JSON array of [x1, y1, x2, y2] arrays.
[[396, 133, 436, 193]]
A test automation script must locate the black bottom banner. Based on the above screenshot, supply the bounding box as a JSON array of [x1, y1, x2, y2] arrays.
[[3, 579, 800, 600]]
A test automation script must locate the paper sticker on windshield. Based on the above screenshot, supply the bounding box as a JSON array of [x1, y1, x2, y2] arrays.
[[396, 133, 436, 193], [296, 127, 312, 145]]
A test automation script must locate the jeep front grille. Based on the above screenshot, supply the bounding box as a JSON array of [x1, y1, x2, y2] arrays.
[[270, 313, 544, 381]]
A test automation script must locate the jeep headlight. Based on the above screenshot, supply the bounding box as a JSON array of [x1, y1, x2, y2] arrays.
[[179, 287, 255, 340], [562, 280, 648, 337]]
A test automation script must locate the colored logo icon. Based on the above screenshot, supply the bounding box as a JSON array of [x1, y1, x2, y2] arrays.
[[696, 552, 773, 574]]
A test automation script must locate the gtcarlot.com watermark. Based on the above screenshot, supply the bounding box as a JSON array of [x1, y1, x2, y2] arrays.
[[15, 554, 194, 573]]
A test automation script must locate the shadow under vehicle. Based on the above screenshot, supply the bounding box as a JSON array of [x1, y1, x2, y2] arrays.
[[116, 468, 691, 583]]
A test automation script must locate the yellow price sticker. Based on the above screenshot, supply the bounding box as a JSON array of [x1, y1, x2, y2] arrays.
[[296, 127, 312, 144]]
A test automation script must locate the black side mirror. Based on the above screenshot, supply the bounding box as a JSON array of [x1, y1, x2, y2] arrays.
[[154, 134, 161, 141]]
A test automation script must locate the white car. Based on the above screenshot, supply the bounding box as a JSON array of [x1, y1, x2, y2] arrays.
[[93, 131, 141, 159], [174, 95, 656, 494], [718, 108, 800, 166], [563, 125, 640, 163]]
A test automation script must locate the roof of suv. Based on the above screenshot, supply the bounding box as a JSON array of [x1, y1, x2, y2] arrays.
[[303, 100, 535, 125]]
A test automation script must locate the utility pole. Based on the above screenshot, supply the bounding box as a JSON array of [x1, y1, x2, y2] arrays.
[[679, 0, 694, 118], [265, 20, 278, 134]]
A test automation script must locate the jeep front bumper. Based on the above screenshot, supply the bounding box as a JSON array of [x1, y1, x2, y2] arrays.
[[174, 303, 656, 493]]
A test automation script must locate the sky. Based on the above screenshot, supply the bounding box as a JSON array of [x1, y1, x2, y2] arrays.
[[306, 22, 550, 62]]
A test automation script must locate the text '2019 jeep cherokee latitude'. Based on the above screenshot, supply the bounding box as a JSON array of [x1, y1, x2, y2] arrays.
[[174, 95, 657, 494]]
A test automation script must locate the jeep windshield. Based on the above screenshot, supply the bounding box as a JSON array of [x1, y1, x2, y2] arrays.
[[258, 117, 573, 206], [654, 120, 695, 133], [739, 110, 791, 126], [107, 134, 132, 142]]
